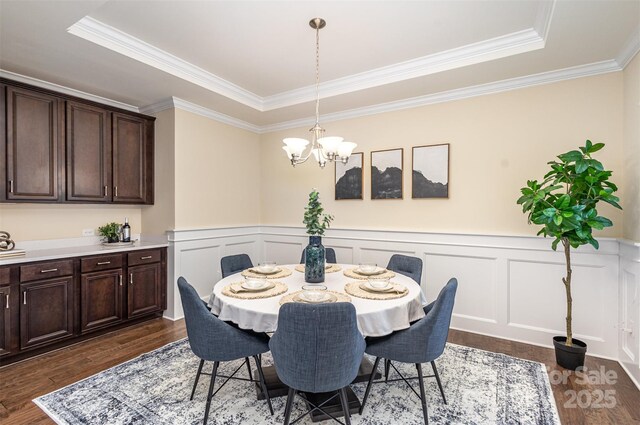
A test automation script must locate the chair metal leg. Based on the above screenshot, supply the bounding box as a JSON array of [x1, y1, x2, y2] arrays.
[[431, 361, 447, 405], [283, 387, 297, 425], [190, 359, 205, 401], [359, 356, 380, 415], [415, 363, 429, 425], [339, 387, 352, 425], [253, 355, 274, 415], [203, 361, 219, 425], [384, 359, 391, 381], [245, 357, 253, 381]]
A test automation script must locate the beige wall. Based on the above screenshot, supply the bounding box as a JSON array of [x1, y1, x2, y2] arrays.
[[141, 108, 176, 236], [173, 108, 261, 229], [0, 203, 142, 241], [259, 72, 625, 238], [623, 53, 640, 241]]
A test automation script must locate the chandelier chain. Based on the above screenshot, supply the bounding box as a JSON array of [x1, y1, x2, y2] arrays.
[[315, 24, 320, 125]]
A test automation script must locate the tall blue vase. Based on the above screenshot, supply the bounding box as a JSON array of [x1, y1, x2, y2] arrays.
[[304, 235, 326, 283]]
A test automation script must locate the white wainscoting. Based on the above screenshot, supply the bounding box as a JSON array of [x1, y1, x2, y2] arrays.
[[167, 225, 637, 375], [618, 240, 640, 388]]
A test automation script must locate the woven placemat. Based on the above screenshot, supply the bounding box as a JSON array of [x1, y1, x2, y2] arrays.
[[222, 281, 288, 299], [343, 268, 396, 280], [241, 267, 292, 279], [344, 281, 408, 300], [294, 264, 342, 273], [280, 290, 351, 305]]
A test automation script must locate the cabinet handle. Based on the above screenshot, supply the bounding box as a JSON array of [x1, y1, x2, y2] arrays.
[[23, 292, 26, 305], [114, 186, 118, 197], [5, 294, 8, 309], [140, 256, 153, 260], [130, 273, 133, 285], [40, 268, 58, 273], [119, 274, 123, 286], [40, 269, 58, 273], [9, 180, 13, 193], [97, 261, 111, 265], [104, 186, 108, 197]]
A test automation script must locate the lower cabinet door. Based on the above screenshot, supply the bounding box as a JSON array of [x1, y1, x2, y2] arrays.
[[0, 286, 13, 356], [81, 270, 124, 333], [127, 263, 162, 319], [20, 277, 74, 349]]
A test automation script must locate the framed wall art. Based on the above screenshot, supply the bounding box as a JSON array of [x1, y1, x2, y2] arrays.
[[335, 152, 363, 200], [371, 148, 403, 199], [412, 143, 449, 198]]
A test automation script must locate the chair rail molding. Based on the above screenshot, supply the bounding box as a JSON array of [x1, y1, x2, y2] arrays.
[[166, 225, 638, 388]]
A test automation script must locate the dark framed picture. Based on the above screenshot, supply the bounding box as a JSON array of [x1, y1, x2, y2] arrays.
[[412, 143, 449, 198], [335, 152, 363, 200], [371, 148, 403, 199]]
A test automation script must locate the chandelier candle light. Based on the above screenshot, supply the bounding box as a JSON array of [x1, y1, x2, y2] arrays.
[[282, 18, 357, 168]]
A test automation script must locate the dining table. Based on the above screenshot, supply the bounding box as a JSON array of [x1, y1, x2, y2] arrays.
[[207, 263, 428, 422]]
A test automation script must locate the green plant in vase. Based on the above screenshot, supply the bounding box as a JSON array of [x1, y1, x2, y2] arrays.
[[517, 140, 621, 369], [303, 189, 334, 283], [98, 222, 121, 243]]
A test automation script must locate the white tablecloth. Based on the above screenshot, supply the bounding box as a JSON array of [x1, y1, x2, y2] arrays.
[[208, 264, 426, 337]]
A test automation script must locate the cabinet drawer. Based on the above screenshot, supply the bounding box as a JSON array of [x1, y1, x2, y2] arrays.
[[81, 254, 123, 273], [20, 260, 73, 282], [0, 267, 9, 285], [128, 249, 161, 266]]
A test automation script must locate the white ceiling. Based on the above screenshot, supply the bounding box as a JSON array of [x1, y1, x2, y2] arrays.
[[0, 0, 638, 131]]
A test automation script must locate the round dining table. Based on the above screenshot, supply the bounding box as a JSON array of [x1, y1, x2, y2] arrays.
[[208, 264, 426, 337]]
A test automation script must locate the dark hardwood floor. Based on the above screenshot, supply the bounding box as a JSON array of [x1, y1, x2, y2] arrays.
[[1, 319, 638, 424]]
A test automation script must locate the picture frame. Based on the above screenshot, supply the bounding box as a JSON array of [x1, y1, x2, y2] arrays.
[[335, 152, 364, 200], [412, 143, 449, 198], [371, 148, 403, 199]]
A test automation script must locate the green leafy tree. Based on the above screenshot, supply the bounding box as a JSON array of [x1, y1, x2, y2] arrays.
[[517, 140, 621, 346], [303, 189, 334, 236]]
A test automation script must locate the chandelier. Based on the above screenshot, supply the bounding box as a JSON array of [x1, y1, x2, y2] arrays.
[[282, 18, 356, 168]]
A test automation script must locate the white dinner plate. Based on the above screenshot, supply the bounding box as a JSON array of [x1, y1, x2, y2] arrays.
[[360, 281, 395, 293], [297, 291, 334, 303], [249, 266, 281, 275], [240, 281, 274, 291], [355, 267, 385, 276]]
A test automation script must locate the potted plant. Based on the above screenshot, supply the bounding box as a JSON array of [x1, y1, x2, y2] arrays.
[[98, 222, 121, 243], [302, 189, 334, 283], [517, 140, 621, 370]]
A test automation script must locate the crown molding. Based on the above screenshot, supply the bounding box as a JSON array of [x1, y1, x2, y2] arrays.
[[141, 97, 261, 133], [260, 59, 621, 133], [533, 0, 556, 42], [262, 28, 546, 111], [0, 69, 140, 112], [616, 25, 640, 68], [67, 16, 263, 111]]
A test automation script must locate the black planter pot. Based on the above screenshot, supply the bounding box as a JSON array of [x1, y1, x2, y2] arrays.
[[553, 336, 587, 370]]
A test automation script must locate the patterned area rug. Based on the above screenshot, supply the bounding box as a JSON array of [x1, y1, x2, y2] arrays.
[[34, 339, 560, 425]]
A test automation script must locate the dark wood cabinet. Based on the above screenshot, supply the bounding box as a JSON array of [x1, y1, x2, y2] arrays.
[[0, 247, 166, 365], [66, 101, 111, 202], [81, 269, 123, 333], [0, 285, 12, 356], [1, 79, 155, 205], [6, 86, 63, 201], [20, 277, 74, 349], [112, 113, 154, 204]]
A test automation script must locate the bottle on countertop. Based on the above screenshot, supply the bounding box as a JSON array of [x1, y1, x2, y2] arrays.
[[122, 217, 131, 242]]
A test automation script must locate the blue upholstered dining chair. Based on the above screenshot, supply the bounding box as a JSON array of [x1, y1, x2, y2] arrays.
[[300, 247, 337, 264], [359, 278, 458, 425], [177, 277, 274, 423], [221, 254, 253, 278], [269, 302, 365, 425], [386, 254, 423, 285]]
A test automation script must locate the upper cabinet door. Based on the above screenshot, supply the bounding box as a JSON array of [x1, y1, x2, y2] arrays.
[[66, 101, 111, 202], [6, 87, 63, 201], [112, 113, 153, 204]]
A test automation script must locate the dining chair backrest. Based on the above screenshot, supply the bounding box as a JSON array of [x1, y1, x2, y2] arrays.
[[177, 277, 267, 361], [420, 278, 458, 361], [269, 302, 365, 393], [300, 247, 337, 264], [221, 254, 253, 278], [387, 254, 423, 285]]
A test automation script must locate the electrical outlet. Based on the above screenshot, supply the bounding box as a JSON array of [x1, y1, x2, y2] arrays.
[[82, 228, 95, 237]]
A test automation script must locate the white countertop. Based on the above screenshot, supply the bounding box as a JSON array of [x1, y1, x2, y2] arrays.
[[0, 238, 168, 266]]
